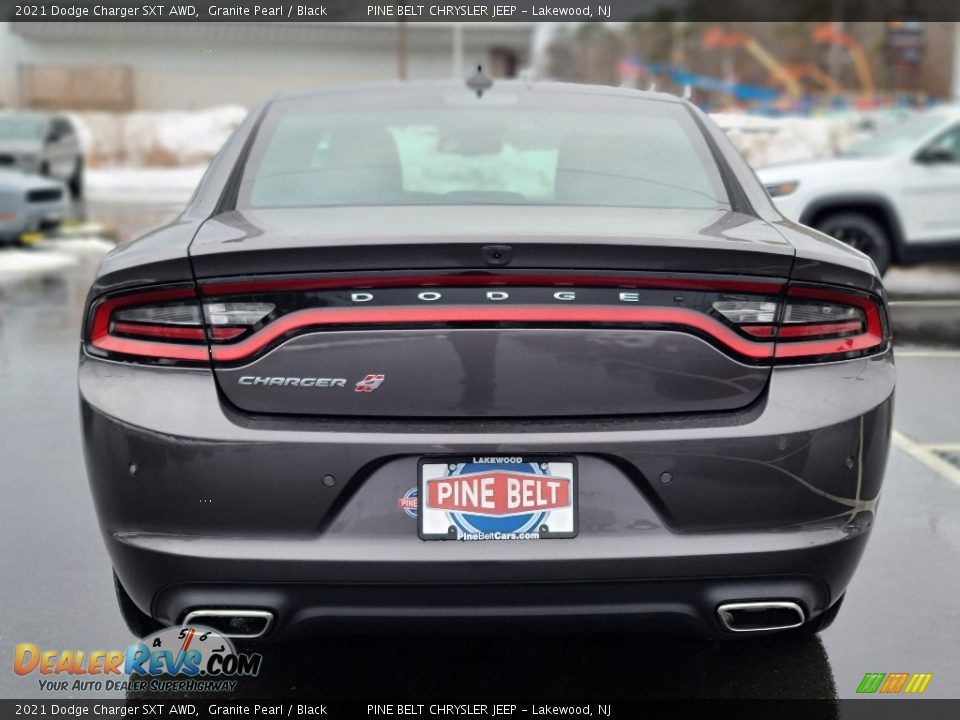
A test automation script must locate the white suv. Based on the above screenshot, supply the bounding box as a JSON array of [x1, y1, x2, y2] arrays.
[[756, 107, 960, 274]]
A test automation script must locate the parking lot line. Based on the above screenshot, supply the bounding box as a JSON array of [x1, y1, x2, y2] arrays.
[[889, 300, 960, 307], [892, 430, 960, 489], [893, 350, 960, 358]]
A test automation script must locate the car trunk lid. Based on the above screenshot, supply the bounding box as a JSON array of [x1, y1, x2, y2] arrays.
[[191, 206, 794, 418]]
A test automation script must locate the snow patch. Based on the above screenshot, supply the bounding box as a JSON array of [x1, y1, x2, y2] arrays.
[[85, 166, 207, 204], [0, 238, 114, 284], [0, 249, 79, 278], [45, 237, 117, 256], [711, 113, 869, 168], [70, 106, 247, 167]]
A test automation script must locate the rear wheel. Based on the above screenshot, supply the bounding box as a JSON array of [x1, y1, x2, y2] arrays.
[[113, 571, 161, 638], [802, 593, 845, 635], [815, 212, 891, 275]]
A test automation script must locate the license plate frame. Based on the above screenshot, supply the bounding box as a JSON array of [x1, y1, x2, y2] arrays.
[[417, 455, 578, 541]]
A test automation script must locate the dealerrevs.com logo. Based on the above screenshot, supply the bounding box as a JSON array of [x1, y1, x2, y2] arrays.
[[14, 626, 262, 693]]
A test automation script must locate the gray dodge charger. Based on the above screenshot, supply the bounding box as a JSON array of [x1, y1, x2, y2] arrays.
[[79, 81, 894, 641]]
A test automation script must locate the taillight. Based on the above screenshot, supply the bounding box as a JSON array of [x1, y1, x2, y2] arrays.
[[84, 276, 888, 366], [713, 285, 886, 362], [85, 285, 275, 363], [772, 285, 886, 361]]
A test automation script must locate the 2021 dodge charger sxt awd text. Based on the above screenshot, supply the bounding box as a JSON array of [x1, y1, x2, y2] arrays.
[[80, 81, 893, 640]]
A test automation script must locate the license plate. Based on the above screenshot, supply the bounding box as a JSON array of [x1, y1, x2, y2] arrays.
[[418, 455, 578, 541]]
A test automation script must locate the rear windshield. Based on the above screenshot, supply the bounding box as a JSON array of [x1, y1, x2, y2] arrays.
[[238, 88, 730, 211]]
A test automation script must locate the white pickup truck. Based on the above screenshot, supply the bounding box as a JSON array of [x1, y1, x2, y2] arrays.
[[756, 106, 960, 274]]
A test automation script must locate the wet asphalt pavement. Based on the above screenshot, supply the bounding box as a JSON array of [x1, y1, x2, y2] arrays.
[[1, 207, 959, 701]]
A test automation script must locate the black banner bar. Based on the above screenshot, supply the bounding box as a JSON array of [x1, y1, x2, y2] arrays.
[[2, 699, 960, 719], [2, 0, 960, 23]]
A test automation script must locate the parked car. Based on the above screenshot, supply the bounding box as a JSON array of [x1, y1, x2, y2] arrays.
[[0, 169, 68, 244], [80, 81, 893, 641], [0, 112, 84, 199], [757, 106, 960, 274]]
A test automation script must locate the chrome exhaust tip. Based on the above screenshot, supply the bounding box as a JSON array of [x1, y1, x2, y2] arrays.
[[717, 601, 805, 633], [182, 609, 275, 639]]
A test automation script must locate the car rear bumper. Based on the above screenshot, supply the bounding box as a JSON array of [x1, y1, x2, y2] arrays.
[[79, 350, 894, 636], [114, 524, 864, 638]]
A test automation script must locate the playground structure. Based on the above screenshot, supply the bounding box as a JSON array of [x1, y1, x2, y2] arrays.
[[812, 23, 876, 95], [699, 24, 878, 101], [786, 63, 843, 94], [616, 23, 935, 114], [701, 26, 803, 97]]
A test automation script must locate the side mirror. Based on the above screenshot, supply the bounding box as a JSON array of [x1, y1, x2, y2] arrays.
[[46, 131, 60, 144], [916, 146, 955, 164]]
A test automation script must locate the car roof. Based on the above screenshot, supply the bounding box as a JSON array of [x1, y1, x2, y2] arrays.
[[268, 79, 684, 106]]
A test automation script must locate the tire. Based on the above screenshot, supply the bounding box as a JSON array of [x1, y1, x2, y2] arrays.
[[815, 212, 891, 275], [113, 571, 161, 638], [68, 157, 84, 201], [802, 593, 845, 635]]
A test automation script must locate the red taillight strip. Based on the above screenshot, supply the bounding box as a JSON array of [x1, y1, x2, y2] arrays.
[[778, 321, 864, 338], [209, 305, 775, 362], [91, 334, 209, 361], [742, 325, 776, 338], [200, 274, 784, 296], [88, 288, 208, 361], [211, 327, 246, 340], [774, 287, 885, 359], [87, 282, 886, 364], [110, 323, 245, 341], [742, 321, 864, 339], [112, 322, 207, 341], [774, 332, 883, 358]]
